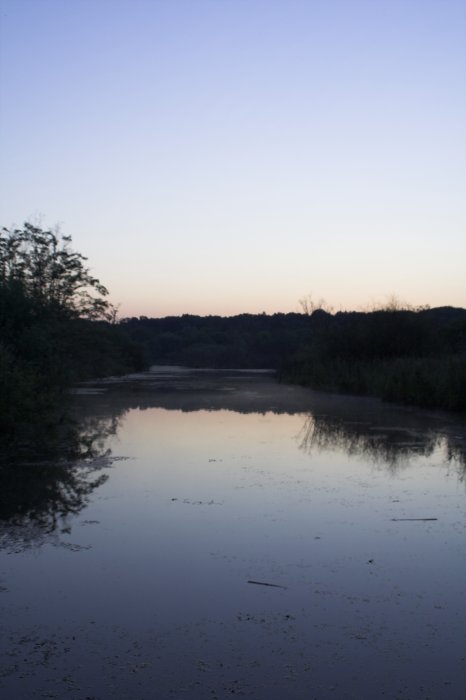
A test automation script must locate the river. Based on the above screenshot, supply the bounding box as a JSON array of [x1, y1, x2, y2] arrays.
[[1, 367, 465, 699]]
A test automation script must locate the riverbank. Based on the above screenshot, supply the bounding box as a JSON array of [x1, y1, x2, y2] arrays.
[[283, 353, 466, 412]]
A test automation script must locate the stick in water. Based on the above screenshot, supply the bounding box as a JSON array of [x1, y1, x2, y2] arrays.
[[391, 518, 438, 521], [247, 579, 287, 589]]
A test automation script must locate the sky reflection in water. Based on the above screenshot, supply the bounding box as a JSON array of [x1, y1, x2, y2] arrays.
[[0, 370, 465, 699]]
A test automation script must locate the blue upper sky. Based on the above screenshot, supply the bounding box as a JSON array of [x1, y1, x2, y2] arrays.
[[1, 0, 465, 316]]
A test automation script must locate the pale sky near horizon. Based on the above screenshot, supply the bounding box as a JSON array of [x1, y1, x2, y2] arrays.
[[1, 0, 465, 318]]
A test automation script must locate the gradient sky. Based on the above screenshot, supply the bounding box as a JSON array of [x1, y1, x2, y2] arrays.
[[1, 0, 465, 317]]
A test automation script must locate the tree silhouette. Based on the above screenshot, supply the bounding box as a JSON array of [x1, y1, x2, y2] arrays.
[[0, 223, 114, 321], [0, 222, 145, 442]]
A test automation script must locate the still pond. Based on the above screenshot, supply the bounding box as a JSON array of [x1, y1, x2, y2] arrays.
[[1, 367, 465, 699]]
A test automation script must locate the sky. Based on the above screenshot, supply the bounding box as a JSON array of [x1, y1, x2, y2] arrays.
[[0, 0, 465, 318]]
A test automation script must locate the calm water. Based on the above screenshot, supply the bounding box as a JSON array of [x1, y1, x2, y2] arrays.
[[1, 368, 465, 699]]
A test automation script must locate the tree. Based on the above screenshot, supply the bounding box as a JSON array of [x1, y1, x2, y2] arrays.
[[0, 223, 145, 443], [298, 293, 333, 315], [0, 223, 115, 321]]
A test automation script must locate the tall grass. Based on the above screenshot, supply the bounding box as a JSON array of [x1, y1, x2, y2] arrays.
[[284, 306, 466, 411], [286, 355, 466, 411]]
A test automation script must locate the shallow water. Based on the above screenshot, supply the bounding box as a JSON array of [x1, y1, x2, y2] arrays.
[[1, 368, 465, 699]]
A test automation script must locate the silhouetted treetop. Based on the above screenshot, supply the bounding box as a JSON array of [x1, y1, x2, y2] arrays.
[[0, 223, 114, 320]]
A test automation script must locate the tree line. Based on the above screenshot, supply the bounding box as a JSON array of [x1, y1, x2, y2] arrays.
[[120, 312, 312, 368], [283, 306, 466, 410], [121, 305, 466, 411]]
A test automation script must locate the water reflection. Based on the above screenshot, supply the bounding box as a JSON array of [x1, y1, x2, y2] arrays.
[[75, 365, 466, 478], [297, 413, 466, 477], [1, 369, 465, 700], [2, 367, 465, 551], [0, 411, 121, 550]]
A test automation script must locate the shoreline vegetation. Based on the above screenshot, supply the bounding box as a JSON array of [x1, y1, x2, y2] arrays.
[[0, 224, 146, 456], [121, 305, 466, 412], [282, 306, 466, 412], [1, 223, 465, 461]]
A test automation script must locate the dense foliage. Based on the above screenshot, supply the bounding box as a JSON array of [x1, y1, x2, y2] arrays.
[[122, 306, 466, 411], [284, 307, 466, 411], [121, 312, 312, 369], [0, 224, 147, 446]]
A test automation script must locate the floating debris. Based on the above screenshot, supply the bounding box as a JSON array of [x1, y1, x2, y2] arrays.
[[391, 517, 438, 521], [247, 580, 287, 589]]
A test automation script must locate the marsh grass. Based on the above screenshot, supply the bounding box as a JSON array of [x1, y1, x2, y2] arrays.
[[284, 306, 466, 411], [286, 354, 466, 411]]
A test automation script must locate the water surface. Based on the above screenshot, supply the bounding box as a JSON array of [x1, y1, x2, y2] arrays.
[[1, 368, 465, 699]]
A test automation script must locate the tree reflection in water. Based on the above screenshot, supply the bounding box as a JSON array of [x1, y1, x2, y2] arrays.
[[0, 408, 126, 550], [297, 412, 466, 479], [3, 366, 464, 553]]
